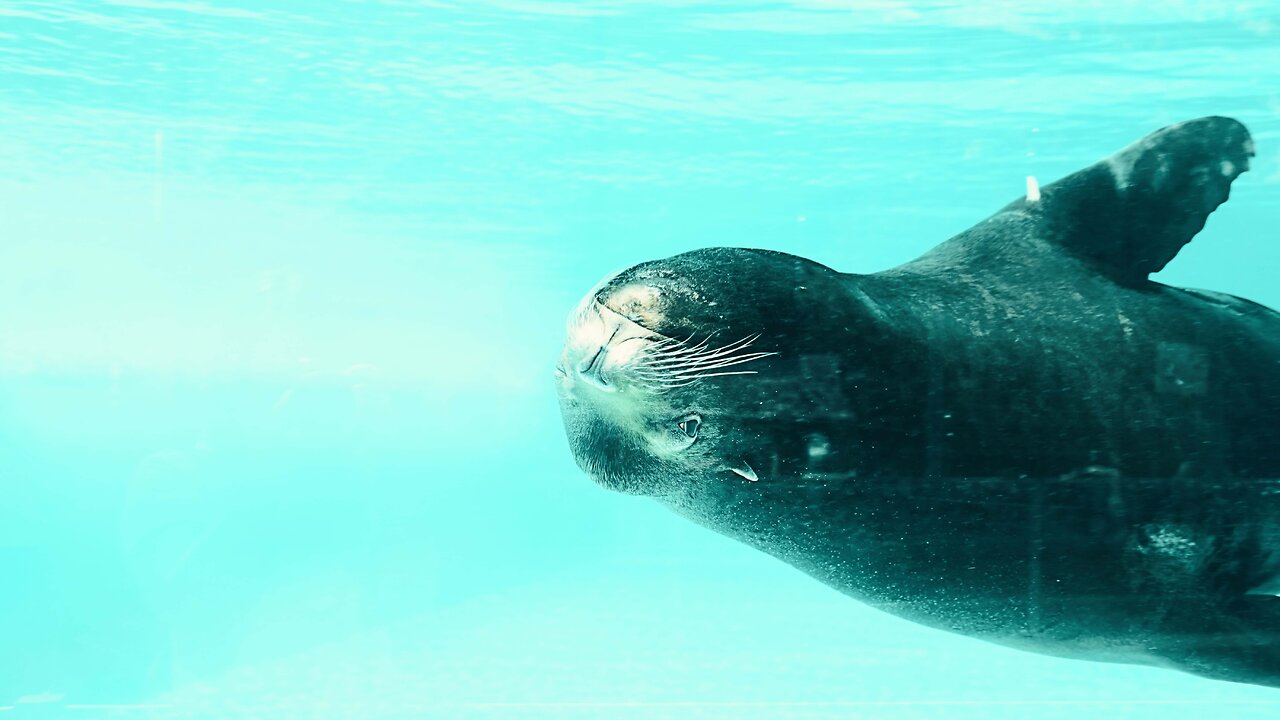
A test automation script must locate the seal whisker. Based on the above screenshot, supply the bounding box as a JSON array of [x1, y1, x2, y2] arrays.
[[643, 350, 750, 367], [662, 350, 777, 369], [650, 333, 700, 349], [678, 333, 758, 357], [684, 337, 762, 361], [647, 335, 717, 359], [642, 332, 699, 350], [640, 335, 763, 367], [660, 365, 768, 379], [620, 332, 773, 392], [645, 351, 776, 374], [635, 369, 760, 389]]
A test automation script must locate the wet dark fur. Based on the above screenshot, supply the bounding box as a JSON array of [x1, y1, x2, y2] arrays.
[[564, 117, 1280, 687]]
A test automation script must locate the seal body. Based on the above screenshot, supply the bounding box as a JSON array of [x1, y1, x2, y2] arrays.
[[556, 117, 1280, 687]]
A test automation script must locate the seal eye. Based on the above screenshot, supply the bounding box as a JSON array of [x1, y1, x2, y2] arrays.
[[677, 416, 701, 439]]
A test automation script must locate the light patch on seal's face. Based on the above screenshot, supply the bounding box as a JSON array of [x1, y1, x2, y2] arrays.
[[559, 297, 664, 396], [559, 280, 675, 393], [604, 283, 666, 329]]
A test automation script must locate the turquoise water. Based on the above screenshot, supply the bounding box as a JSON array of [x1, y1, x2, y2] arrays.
[[2, 1, 1279, 717]]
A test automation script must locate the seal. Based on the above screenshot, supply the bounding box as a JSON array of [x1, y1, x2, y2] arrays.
[[555, 116, 1280, 688]]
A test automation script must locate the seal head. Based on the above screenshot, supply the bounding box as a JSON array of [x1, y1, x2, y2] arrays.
[[556, 250, 813, 495], [557, 247, 895, 496]]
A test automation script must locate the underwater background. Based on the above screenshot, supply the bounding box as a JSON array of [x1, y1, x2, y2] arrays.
[[2, 1, 1279, 717]]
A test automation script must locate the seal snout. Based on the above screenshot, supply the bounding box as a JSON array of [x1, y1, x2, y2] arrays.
[[558, 298, 663, 397]]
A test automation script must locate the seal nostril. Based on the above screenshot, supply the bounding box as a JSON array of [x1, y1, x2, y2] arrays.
[[581, 345, 609, 381], [580, 347, 606, 375], [572, 346, 615, 391]]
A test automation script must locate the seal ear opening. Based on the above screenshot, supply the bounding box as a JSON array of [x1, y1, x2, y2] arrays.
[[730, 461, 759, 482]]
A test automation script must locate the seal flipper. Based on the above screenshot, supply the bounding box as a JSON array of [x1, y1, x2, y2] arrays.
[[1027, 116, 1254, 285]]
